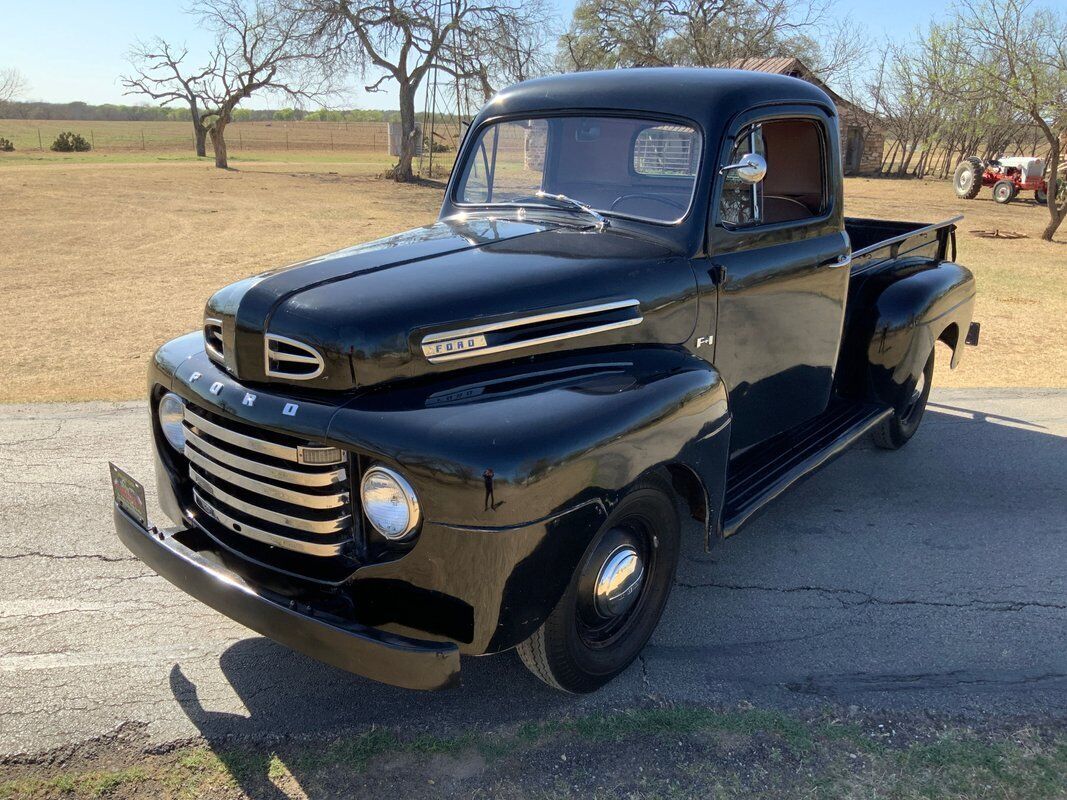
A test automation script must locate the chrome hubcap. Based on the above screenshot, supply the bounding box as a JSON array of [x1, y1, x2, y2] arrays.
[[593, 545, 645, 618]]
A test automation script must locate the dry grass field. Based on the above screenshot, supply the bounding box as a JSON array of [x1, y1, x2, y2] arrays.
[[0, 154, 1064, 403]]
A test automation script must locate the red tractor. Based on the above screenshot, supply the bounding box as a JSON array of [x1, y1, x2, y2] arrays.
[[953, 156, 1052, 204]]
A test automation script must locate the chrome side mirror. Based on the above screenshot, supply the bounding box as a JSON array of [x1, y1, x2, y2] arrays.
[[720, 153, 767, 184]]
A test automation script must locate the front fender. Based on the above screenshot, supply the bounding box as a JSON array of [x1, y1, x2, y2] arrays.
[[329, 346, 730, 653], [328, 346, 730, 530]]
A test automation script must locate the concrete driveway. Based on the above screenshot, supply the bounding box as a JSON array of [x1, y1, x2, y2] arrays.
[[1, 389, 1065, 756]]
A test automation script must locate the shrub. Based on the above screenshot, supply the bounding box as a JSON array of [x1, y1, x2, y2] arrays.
[[50, 132, 92, 152], [0, 137, 13, 152]]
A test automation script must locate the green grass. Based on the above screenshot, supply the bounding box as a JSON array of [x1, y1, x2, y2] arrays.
[[3, 707, 1065, 799]]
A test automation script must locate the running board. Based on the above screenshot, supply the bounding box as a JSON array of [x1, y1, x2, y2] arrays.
[[722, 402, 892, 537]]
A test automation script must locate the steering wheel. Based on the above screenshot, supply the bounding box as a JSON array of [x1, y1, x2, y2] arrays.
[[609, 193, 686, 213]]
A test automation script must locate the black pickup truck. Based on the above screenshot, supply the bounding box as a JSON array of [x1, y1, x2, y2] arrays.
[[111, 68, 977, 693]]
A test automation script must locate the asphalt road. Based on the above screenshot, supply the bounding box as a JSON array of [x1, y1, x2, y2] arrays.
[[1, 389, 1065, 757]]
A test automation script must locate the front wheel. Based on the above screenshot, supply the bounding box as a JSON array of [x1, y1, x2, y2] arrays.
[[992, 179, 1016, 204], [516, 475, 680, 693], [871, 350, 934, 450]]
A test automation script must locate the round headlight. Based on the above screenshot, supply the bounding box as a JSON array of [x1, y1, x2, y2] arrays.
[[361, 466, 420, 540], [158, 392, 186, 452]]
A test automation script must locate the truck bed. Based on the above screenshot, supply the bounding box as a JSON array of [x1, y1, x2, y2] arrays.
[[845, 216, 963, 274]]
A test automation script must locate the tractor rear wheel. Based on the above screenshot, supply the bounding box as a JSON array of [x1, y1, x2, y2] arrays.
[[992, 179, 1015, 204], [953, 157, 983, 199], [1036, 187, 1048, 205]]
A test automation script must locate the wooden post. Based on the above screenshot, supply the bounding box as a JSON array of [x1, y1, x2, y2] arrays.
[[38, 128, 43, 150], [239, 129, 243, 148], [330, 131, 334, 150], [141, 129, 146, 150], [91, 130, 95, 149]]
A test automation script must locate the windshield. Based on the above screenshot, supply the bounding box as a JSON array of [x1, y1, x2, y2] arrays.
[[454, 116, 703, 224]]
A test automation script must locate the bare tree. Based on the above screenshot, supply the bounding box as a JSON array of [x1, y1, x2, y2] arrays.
[[195, 0, 335, 168], [122, 40, 217, 157], [924, 0, 1067, 241], [122, 0, 333, 169], [301, 0, 550, 182], [0, 67, 29, 116]]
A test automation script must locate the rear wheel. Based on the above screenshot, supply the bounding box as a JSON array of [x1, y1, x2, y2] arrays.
[[1035, 187, 1048, 205], [992, 179, 1016, 204], [516, 475, 680, 693], [953, 157, 984, 199], [872, 350, 934, 450]]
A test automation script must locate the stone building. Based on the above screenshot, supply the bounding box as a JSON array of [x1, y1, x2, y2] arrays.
[[723, 57, 886, 175]]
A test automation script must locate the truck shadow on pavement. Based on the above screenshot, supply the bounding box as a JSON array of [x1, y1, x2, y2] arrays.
[[170, 401, 1067, 795]]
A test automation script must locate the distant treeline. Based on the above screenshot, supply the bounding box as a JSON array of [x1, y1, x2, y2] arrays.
[[0, 101, 465, 123]]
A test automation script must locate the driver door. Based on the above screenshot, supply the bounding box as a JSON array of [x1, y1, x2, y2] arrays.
[[709, 107, 851, 453]]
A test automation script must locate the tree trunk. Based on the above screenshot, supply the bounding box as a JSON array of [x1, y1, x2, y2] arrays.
[[1041, 142, 1063, 242], [393, 82, 417, 183], [209, 123, 229, 169], [193, 120, 207, 158]]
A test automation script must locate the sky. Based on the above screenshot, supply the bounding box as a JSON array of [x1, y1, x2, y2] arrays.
[[0, 0, 952, 110]]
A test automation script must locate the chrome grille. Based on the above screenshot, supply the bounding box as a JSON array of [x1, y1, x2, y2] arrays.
[[182, 405, 353, 557], [204, 319, 224, 363]]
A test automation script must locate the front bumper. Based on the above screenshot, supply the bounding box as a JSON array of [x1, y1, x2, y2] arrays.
[[114, 504, 460, 691]]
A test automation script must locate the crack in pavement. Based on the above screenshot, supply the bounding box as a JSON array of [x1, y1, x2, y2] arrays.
[[0, 551, 137, 563], [674, 580, 1067, 613]]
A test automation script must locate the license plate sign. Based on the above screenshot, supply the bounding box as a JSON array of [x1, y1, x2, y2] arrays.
[[109, 462, 148, 528]]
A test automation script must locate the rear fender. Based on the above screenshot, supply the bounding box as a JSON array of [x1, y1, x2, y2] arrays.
[[857, 261, 976, 411]]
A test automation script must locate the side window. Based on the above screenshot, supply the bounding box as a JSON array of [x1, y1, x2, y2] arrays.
[[719, 126, 764, 227], [719, 118, 828, 227]]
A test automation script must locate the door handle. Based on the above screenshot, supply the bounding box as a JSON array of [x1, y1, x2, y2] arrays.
[[824, 254, 852, 269]]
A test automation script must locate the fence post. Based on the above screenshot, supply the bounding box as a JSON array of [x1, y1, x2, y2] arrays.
[[239, 129, 243, 148], [91, 130, 95, 149], [38, 128, 43, 150], [141, 129, 146, 150], [330, 131, 334, 150]]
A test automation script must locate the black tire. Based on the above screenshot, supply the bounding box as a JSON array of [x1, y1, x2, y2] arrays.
[[516, 475, 680, 693], [1035, 187, 1048, 205], [992, 179, 1015, 204], [953, 157, 983, 199], [872, 350, 934, 450]]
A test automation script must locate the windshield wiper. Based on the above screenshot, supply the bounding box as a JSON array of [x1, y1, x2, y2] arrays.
[[534, 191, 608, 230]]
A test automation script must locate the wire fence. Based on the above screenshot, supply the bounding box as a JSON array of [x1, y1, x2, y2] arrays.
[[0, 120, 461, 154]]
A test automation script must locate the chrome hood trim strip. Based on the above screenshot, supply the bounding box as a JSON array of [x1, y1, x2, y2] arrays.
[[421, 300, 643, 364]]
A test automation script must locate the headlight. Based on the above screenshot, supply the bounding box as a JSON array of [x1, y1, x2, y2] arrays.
[[361, 466, 420, 540], [158, 392, 186, 452]]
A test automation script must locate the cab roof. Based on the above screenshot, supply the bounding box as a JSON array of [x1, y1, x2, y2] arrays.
[[480, 68, 837, 131]]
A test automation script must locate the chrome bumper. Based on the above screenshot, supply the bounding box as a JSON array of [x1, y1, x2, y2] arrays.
[[114, 505, 460, 691]]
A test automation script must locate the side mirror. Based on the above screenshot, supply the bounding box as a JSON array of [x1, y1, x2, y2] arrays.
[[720, 153, 767, 184]]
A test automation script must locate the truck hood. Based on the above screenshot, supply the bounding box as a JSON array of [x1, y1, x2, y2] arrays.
[[206, 215, 698, 391]]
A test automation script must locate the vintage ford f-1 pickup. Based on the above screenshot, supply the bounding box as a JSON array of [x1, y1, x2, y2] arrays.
[[111, 68, 977, 693]]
